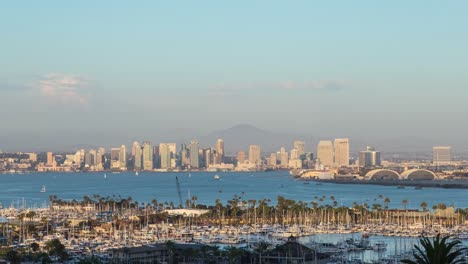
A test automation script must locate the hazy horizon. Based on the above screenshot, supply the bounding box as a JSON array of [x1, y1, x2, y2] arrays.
[[1, 1, 467, 152]]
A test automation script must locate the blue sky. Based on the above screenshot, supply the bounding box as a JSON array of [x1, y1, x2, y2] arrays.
[[1, 1, 467, 150]]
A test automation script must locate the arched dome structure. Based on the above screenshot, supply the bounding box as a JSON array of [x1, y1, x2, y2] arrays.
[[400, 169, 436, 180], [365, 169, 400, 180]]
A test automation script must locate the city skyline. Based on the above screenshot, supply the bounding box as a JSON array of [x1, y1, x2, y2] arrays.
[[1, 1, 468, 151]]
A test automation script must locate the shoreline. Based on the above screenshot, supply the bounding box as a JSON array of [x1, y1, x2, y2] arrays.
[[301, 178, 468, 189]]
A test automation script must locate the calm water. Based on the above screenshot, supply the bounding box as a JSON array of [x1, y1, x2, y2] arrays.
[[1, 171, 467, 209]]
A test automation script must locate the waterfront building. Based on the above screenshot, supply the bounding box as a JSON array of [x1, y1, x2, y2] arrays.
[[433, 146, 452, 165], [334, 138, 350, 167], [215, 139, 224, 164], [89, 149, 97, 165], [132, 142, 142, 170], [269, 153, 277, 166], [293, 141, 305, 156], [180, 144, 190, 167], [96, 147, 105, 166], [189, 140, 200, 168], [237, 151, 246, 164], [84, 152, 92, 167], [290, 148, 300, 160], [46, 152, 54, 166], [142, 141, 153, 171], [317, 140, 334, 167], [248, 145, 261, 165], [152, 145, 160, 168], [110, 148, 120, 169], [159, 143, 171, 169], [203, 148, 212, 168], [119, 145, 127, 170], [28, 153, 37, 162], [359, 146, 381, 167], [279, 147, 289, 167]]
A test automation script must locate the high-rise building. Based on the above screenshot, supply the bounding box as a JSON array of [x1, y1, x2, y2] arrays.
[[119, 144, 127, 170], [203, 148, 212, 168], [28, 153, 38, 162], [132, 142, 142, 170], [152, 145, 160, 168], [290, 148, 300, 160], [237, 151, 246, 164], [89, 149, 97, 165], [317, 140, 334, 167], [359, 146, 381, 167], [279, 147, 289, 167], [248, 145, 261, 165], [46, 152, 54, 166], [180, 144, 190, 167], [214, 139, 224, 164], [160, 143, 171, 169], [433, 146, 452, 165], [142, 141, 153, 171], [110, 148, 121, 169], [189, 140, 200, 168], [269, 153, 277, 166], [334, 138, 350, 167], [293, 141, 305, 157], [96, 148, 105, 166]]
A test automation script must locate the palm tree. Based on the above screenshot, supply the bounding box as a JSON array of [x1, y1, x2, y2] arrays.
[[384, 197, 391, 209], [420, 201, 428, 212], [401, 234, 466, 264], [402, 199, 409, 210]]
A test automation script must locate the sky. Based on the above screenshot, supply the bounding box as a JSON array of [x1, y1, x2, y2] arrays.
[[1, 1, 468, 151]]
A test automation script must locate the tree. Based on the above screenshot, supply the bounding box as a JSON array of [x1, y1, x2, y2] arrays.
[[401, 234, 466, 264], [384, 197, 391, 209], [6, 250, 21, 264], [420, 201, 428, 212], [45, 239, 68, 263], [31, 242, 40, 252], [402, 199, 409, 210]]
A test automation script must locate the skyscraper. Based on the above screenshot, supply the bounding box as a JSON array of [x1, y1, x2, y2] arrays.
[[132, 142, 142, 170], [293, 141, 305, 157], [215, 139, 225, 164], [46, 152, 54, 166], [317, 140, 334, 167], [110, 148, 121, 169], [334, 138, 350, 167], [189, 140, 199, 168], [269, 153, 277, 166], [237, 151, 246, 164], [96, 147, 105, 167], [248, 145, 261, 165], [279, 147, 289, 167], [119, 144, 127, 170], [290, 148, 300, 160], [142, 141, 153, 171], [180, 144, 190, 167], [203, 148, 212, 168], [90, 149, 97, 165], [433, 146, 452, 165], [160, 143, 171, 169], [359, 146, 381, 167]]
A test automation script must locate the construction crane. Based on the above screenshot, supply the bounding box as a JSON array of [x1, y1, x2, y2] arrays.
[[175, 176, 183, 208]]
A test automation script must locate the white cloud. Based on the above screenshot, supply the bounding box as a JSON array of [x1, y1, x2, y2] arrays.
[[37, 73, 90, 104]]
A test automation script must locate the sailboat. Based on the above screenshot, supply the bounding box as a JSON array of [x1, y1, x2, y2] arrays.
[[40, 185, 46, 193], [135, 171, 139, 176], [104, 173, 107, 179]]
